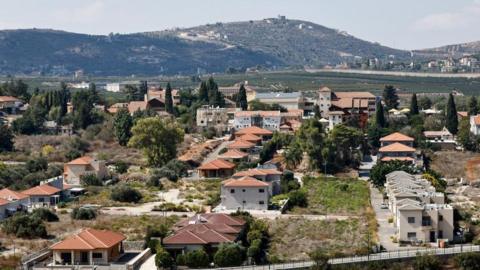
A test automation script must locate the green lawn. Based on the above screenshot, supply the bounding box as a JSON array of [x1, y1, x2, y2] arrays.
[[291, 177, 370, 215]]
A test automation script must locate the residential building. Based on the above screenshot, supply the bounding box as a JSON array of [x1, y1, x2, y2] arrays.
[[254, 92, 305, 110], [232, 168, 282, 195], [423, 128, 456, 150], [50, 228, 126, 266], [196, 105, 229, 132], [21, 184, 62, 208], [197, 159, 236, 178], [0, 188, 30, 220], [218, 149, 249, 163], [64, 156, 107, 186], [107, 103, 129, 114], [317, 87, 376, 128], [163, 213, 245, 255], [0, 96, 23, 114], [146, 87, 180, 105], [238, 133, 262, 145], [219, 176, 270, 211], [385, 171, 454, 243], [233, 111, 281, 131], [470, 115, 480, 135], [226, 139, 256, 152], [234, 126, 274, 140], [378, 132, 416, 163], [218, 82, 259, 99]]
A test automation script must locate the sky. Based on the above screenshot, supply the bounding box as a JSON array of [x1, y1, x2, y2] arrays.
[[0, 0, 479, 50]]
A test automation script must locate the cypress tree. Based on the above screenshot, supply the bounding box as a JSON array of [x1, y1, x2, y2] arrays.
[[237, 84, 248, 110], [313, 105, 321, 119], [165, 82, 174, 114], [468, 96, 478, 116], [382, 85, 399, 110], [410, 93, 419, 115], [198, 81, 209, 102], [375, 100, 386, 128], [446, 93, 458, 134]]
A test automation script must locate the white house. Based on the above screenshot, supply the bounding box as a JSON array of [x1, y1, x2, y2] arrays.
[[233, 111, 281, 131], [220, 176, 270, 211], [470, 115, 480, 136]]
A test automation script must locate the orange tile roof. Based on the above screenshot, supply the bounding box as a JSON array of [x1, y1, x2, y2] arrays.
[[198, 159, 236, 170], [280, 109, 304, 117], [227, 139, 255, 149], [127, 101, 148, 113], [380, 132, 414, 142], [218, 149, 249, 159], [379, 142, 416, 153], [458, 111, 468, 118], [239, 134, 262, 142], [50, 228, 126, 250], [222, 176, 269, 187], [0, 198, 10, 206], [233, 168, 282, 177], [473, 115, 480, 125], [0, 96, 21, 102], [236, 126, 273, 136], [334, 92, 376, 99], [0, 188, 29, 200], [21, 184, 61, 196], [381, 157, 415, 162], [234, 111, 280, 118], [67, 156, 94, 165]]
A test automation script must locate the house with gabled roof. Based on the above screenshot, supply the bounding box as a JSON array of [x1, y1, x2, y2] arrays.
[[164, 213, 246, 255], [218, 149, 249, 162], [226, 139, 256, 152], [232, 168, 283, 195], [219, 176, 270, 211], [379, 132, 417, 164], [197, 159, 236, 178], [233, 111, 281, 131], [50, 228, 126, 266], [21, 184, 61, 208], [64, 156, 107, 186], [0, 188, 30, 218]]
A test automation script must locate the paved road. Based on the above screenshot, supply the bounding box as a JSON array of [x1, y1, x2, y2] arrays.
[[305, 68, 480, 78], [203, 139, 231, 164], [139, 254, 156, 270]]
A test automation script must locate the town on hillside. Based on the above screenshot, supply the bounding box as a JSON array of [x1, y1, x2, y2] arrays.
[[2, 76, 480, 270]]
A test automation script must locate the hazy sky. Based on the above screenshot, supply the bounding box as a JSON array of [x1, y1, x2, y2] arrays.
[[0, 0, 479, 50]]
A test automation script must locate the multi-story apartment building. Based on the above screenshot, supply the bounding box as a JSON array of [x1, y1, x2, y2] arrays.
[[385, 171, 454, 243], [196, 105, 230, 132], [378, 132, 417, 164], [254, 92, 305, 111], [219, 176, 270, 211], [233, 111, 281, 131]]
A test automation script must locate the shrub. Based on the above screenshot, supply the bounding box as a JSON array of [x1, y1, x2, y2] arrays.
[[176, 254, 186, 266], [288, 189, 308, 208], [2, 213, 47, 238], [32, 208, 59, 222], [144, 224, 169, 252], [26, 157, 48, 173], [185, 249, 210, 268], [309, 248, 330, 270], [414, 253, 440, 270], [155, 247, 173, 269], [455, 252, 480, 269], [71, 207, 97, 220], [114, 161, 129, 174], [213, 243, 245, 267], [81, 174, 103, 186], [110, 185, 143, 203]]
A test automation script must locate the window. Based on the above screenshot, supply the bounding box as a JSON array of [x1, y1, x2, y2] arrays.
[[242, 189, 246, 192], [407, 232, 417, 239], [438, 231, 443, 239], [422, 216, 431, 226], [439, 215, 443, 221], [230, 189, 235, 194], [39, 198, 45, 202], [259, 189, 265, 193], [242, 200, 246, 204], [259, 201, 265, 205], [92, 253, 103, 259], [408, 217, 415, 224]]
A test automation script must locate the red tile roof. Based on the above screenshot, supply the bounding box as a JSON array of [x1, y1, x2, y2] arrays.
[[127, 101, 148, 113], [198, 159, 236, 170], [233, 168, 282, 178], [227, 139, 255, 149], [458, 111, 468, 118], [67, 156, 94, 165], [222, 176, 269, 187], [381, 157, 415, 162], [0, 96, 21, 102], [0, 198, 10, 206], [380, 132, 414, 142], [379, 142, 416, 153], [472, 115, 480, 125], [0, 188, 29, 200], [235, 126, 273, 136], [21, 184, 61, 196], [239, 134, 262, 142], [218, 149, 249, 159], [50, 228, 126, 250]]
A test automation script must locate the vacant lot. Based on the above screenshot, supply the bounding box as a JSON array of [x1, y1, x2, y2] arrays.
[[268, 217, 371, 261], [430, 151, 480, 179], [290, 177, 370, 215]]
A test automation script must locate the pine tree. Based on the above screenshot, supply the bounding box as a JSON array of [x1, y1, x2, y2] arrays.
[[410, 93, 419, 115], [468, 96, 478, 116], [237, 84, 248, 110], [165, 82, 174, 114], [375, 100, 386, 128], [198, 81, 209, 102], [382, 85, 399, 110], [139, 81, 148, 97], [206, 77, 219, 105], [446, 93, 458, 134], [214, 90, 225, 108]]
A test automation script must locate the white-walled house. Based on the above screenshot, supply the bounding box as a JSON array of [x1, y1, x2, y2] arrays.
[[220, 176, 270, 211], [0, 188, 30, 220], [470, 115, 480, 135], [64, 156, 107, 186], [21, 184, 61, 208], [233, 111, 281, 131]]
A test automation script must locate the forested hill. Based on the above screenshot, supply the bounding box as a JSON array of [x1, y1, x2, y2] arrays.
[[0, 18, 413, 76]]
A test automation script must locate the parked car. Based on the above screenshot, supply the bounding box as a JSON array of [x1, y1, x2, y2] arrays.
[[380, 203, 388, 209]]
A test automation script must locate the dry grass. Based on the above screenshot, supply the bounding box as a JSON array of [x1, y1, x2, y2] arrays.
[[268, 217, 370, 261], [430, 151, 480, 179]]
